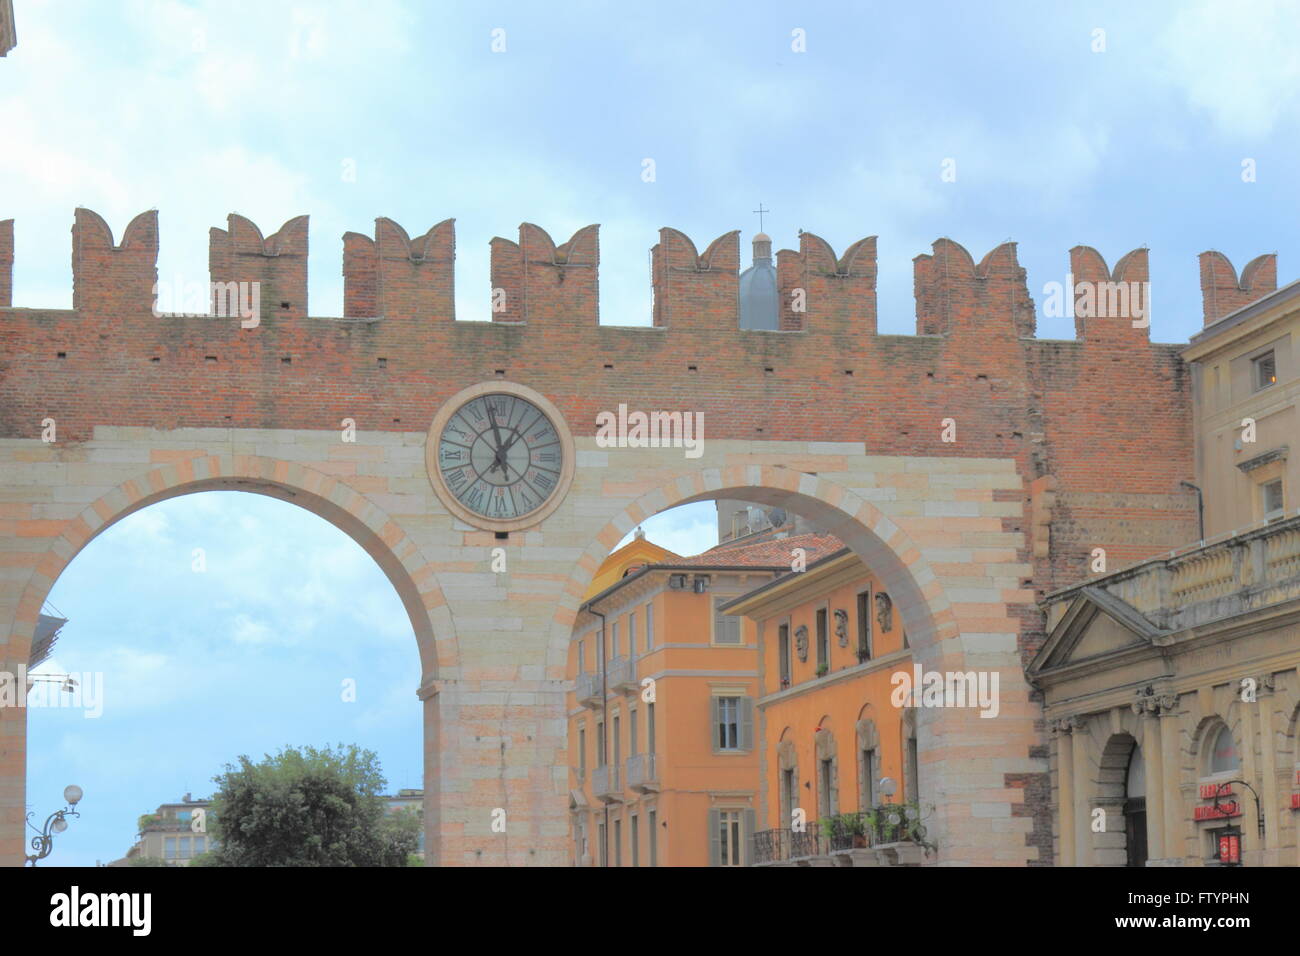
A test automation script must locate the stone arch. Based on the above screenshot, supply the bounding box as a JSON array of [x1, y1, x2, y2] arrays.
[[7, 454, 456, 680], [1093, 732, 1140, 867], [2, 453, 458, 866], [551, 466, 955, 664], [549, 461, 1037, 863]]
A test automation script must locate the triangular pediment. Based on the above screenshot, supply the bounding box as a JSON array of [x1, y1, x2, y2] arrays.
[[1030, 587, 1167, 675]]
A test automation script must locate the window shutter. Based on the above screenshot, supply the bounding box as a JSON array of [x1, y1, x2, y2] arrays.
[[743, 809, 756, 866], [710, 696, 720, 750], [708, 808, 721, 867], [740, 697, 755, 751]]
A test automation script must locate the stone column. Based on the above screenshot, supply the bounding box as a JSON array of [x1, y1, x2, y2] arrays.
[[0, 661, 26, 868], [1053, 718, 1075, 866], [1158, 696, 1185, 863], [1253, 674, 1280, 861], [1070, 715, 1092, 866], [1133, 697, 1165, 862]]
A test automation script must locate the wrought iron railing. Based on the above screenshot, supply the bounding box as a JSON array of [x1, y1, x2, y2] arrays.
[[753, 805, 932, 864]]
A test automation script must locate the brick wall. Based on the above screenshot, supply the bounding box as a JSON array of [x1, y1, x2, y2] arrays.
[[0, 209, 1220, 608]]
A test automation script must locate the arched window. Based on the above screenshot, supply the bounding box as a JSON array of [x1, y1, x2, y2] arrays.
[[1207, 725, 1239, 775]]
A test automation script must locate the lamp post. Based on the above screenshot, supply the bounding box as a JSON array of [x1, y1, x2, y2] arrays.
[[25, 785, 84, 866]]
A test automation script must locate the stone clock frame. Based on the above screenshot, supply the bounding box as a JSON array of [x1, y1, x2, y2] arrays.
[[425, 380, 577, 533]]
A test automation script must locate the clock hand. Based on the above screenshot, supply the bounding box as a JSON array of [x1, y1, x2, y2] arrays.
[[485, 407, 509, 475]]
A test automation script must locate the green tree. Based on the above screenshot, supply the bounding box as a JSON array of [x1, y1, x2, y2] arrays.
[[208, 744, 418, 867], [127, 856, 169, 867]]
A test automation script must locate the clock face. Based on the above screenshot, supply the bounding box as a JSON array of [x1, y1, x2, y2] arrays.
[[435, 392, 565, 521]]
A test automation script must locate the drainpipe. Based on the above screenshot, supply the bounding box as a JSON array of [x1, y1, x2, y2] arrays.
[[1180, 481, 1205, 543]]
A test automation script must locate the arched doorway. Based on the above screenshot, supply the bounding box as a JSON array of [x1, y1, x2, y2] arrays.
[[1095, 733, 1146, 867]]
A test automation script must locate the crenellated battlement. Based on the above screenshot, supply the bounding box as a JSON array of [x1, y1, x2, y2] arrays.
[[1198, 249, 1277, 326], [5, 208, 1274, 347]]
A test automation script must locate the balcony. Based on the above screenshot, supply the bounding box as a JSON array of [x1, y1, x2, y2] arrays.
[[575, 671, 602, 709], [751, 808, 932, 867], [625, 753, 658, 792], [607, 655, 636, 694], [592, 764, 622, 803], [1044, 514, 1300, 633]]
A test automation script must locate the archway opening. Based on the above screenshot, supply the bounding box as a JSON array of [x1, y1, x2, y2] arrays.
[[11, 472, 447, 867], [558, 472, 967, 867]]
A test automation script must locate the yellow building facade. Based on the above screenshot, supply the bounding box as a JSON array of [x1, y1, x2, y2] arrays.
[[725, 546, 926, 866], [565, 531, 840, 866]]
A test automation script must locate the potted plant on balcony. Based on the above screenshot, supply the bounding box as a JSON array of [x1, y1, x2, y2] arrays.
[[847, 813, 868, 848], [815, 662, 828, 678]]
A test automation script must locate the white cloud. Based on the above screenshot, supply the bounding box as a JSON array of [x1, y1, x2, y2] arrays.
[[1156, 0, 1300, 139]]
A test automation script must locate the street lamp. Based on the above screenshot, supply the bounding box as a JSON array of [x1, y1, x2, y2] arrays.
[[25, 785, 84, 866]]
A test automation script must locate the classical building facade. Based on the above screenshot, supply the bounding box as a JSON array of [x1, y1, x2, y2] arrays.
[[1034, 273, 1300, 866]]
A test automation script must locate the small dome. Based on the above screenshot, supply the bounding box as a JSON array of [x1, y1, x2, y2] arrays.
[[739, 233, 778, 330]]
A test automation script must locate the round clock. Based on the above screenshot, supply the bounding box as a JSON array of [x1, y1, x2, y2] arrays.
[[426, 382, 575, 531]]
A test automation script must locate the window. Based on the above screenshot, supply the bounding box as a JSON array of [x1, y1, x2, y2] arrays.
[[905, 735, 919, 802], [648, 810, 657, 866], [783, 769, 797, 824], [575, 819, 587, 865], [614, 818, 623, 867], [194, 835, 206, 855], [1253, 350, 1277, 391], [861, 748, 877, 808], [778, 622, 791, 686], [1208, 725, 1239, 775], [713, 695, 753, 751], [630, 814, 640, 867], [716, 810, 744, 867], [815, 607, 829, 672], [611, 621, 620, 658], [613, 713, 622, 769], [179, 836, 191, 859], [714, 598, 741, 644], [578, 725, 587, 780], [856, 590, 872, 661], [597, 721, 606, 768], [629, 611, 637, 655], [629, 708, 638, 756], [819, 758, 835, 817], [717, 697, 739, 750], [645, 602, 654, 651], [164, 837, 177, 860], [578, 639, 585, 674], [647, 703, 656, 753], [1263, 479, 1284, 519], [598, 822, 607, 867]]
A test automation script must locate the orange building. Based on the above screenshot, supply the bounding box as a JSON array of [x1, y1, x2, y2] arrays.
[[723, 544, 927, 866], [565, 530, 839, 866]]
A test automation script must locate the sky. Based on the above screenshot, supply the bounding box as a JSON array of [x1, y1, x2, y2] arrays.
[[4, 0, 1300, 339], [7, 0, 1300, 863]]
